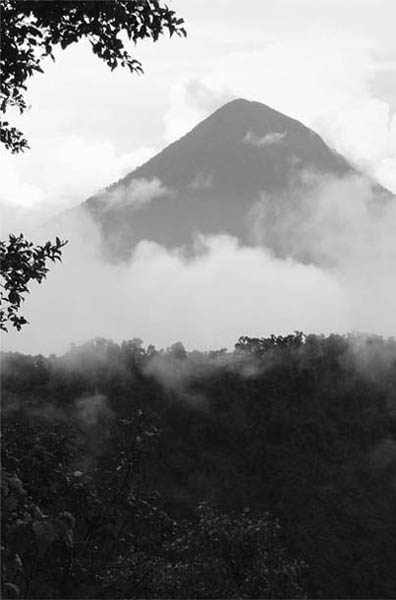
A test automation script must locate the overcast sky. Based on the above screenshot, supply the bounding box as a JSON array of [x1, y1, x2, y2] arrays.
[[1, 0, 395, 233]]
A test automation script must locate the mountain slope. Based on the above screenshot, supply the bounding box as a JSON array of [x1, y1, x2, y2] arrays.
[[81, 99, 388, 259], [112, 98, 351, 193]]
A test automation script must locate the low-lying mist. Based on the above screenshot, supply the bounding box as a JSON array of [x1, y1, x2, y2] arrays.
[[3, 172, 395, 355]]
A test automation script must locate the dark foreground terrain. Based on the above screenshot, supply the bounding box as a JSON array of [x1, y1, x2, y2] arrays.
[[2, 332, 396, 599]]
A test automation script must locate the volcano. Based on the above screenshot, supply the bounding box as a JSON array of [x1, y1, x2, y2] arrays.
[[80, 98, 390, 260]]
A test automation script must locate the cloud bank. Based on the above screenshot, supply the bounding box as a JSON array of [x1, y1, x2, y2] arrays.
[[3, 171, 395, 356], [94, 178, 168, 211], [0, 139, 156, 234]]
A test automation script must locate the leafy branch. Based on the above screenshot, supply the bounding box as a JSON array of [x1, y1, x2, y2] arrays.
[[0, 234, 67, 331]]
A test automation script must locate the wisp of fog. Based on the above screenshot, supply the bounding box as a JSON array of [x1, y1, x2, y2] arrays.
[[3, 171, 396, 355]]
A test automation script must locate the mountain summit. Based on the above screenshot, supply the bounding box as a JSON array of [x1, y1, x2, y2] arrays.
[[108, 98, 351, 193], [81, 99, 384, 259]]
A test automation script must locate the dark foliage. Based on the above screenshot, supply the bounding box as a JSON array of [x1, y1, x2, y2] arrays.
[[2, 332, 396, 598], [0, 0, 186, 153], [0, 234, 67, 332]]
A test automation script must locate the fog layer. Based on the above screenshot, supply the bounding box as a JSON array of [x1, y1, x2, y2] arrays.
[[3, 173, 395, 355]]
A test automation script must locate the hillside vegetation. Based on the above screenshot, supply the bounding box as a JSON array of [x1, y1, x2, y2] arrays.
[[2, 332, 396, 598]]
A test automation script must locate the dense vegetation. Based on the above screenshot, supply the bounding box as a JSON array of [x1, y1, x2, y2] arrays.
[[2, 332, 396, 599], [0, 234, 67, 332]]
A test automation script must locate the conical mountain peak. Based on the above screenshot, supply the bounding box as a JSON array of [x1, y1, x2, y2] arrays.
[[82, 99, 388, 260], [107, 98, 350, 195]]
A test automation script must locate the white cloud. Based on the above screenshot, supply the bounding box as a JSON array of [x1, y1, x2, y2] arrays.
[[250, 172, 396, 334], [317, 99, 396, 190], [242, 131, 287, 147], [96, 178, 168, 211], [2, 209, 348, 355], [0, 153, 44, 209], [0, 138, 155, 232], [4, 171, 396, 356]]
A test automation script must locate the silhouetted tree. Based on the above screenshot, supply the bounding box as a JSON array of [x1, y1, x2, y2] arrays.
[[1, 0, 186, 153], [0, 234, 67, 331]]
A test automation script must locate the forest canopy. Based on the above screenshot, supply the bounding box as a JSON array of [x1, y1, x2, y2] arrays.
[[2, 332, 396, 598]]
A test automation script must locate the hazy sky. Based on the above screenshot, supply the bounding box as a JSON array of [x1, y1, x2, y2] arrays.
[[1, 0, 395, 231]]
